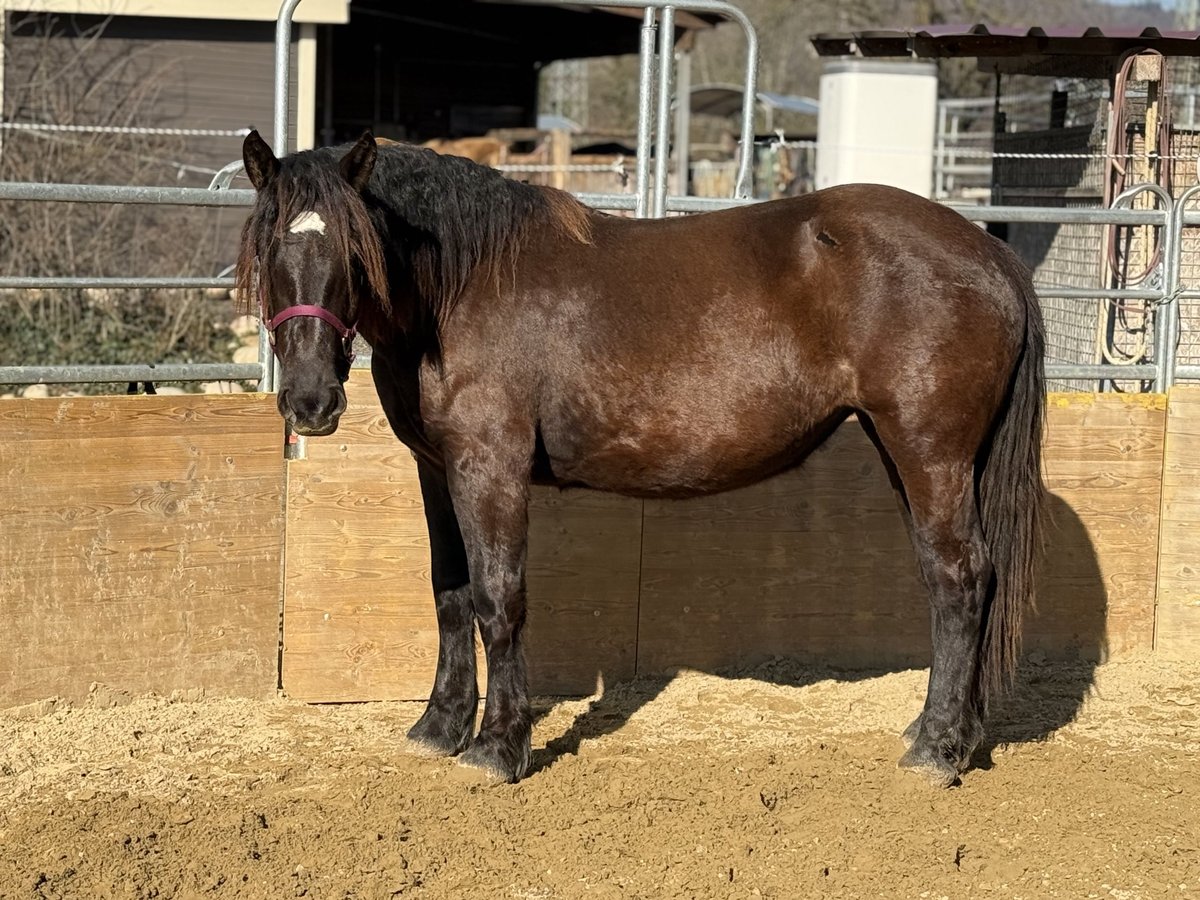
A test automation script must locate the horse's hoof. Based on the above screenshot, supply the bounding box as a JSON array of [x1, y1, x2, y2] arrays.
[[898, 744, 959, 788], [901, 714, 923, 749], [406, 711, 473, 758], [457, 733, 531, 784]]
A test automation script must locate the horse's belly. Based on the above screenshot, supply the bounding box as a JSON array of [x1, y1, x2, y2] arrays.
[[540, 400, 827, 499], [537, 331, 847, 497]]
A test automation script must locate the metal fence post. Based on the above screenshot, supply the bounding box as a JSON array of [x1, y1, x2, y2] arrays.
[[1110, 183, 1174, 392], [652, 6, 675, 218], [266, 0, 305, 394], [635, 9, 658, 218], [1165, 183, 1200, 391]]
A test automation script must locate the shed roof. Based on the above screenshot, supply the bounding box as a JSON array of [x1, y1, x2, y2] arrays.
[[810, 23, 1200, 77], [690, 83, 819, 118]]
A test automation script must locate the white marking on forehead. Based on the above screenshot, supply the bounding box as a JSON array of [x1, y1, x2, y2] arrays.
[[287, 210, 326, 235]]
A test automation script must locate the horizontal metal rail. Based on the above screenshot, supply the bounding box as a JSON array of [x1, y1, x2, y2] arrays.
[[1033, 286, 1164, 301], [0, 181, 254, 206], [0, 278, 1159, 304], [576, 192, 760, 212], [2, 183, 1163, 224], [948, 205, 1166, 226], [1045, 363, 1156, 380], [579, 194, 1170, 225], [0, 363, 262, 386], [0, 277, 234, 290]]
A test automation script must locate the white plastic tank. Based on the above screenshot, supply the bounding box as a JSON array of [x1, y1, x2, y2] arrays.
[[816, 59, 938, 198]]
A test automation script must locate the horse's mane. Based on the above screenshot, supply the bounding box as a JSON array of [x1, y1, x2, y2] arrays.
[[235, 141, 593, 337], [368, 143, 592, 330]]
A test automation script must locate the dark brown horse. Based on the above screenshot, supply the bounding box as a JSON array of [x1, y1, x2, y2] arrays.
[[238, 129, 1045, 788]]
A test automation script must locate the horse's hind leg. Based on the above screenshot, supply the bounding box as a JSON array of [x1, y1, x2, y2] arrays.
[[406, 461, 480, 756], [867, 416, 993, 786]]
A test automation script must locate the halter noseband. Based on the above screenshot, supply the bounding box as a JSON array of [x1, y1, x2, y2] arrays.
[[265, 305, 357, 362]]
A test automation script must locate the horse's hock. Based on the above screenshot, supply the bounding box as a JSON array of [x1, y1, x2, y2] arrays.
[[1, 374, 1197, 706]]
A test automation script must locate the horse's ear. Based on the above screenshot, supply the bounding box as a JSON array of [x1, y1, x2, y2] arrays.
[[242, 129, 280, 191], [340, 130, 377, 193]]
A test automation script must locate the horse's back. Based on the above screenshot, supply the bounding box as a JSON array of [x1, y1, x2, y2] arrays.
[[532, 182, 1031, 398]]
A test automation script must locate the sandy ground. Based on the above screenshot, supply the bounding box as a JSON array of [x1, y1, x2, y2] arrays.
[[1, 658, 1198, 899]]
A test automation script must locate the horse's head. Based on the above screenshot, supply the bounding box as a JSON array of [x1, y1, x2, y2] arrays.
[[238, 129, 388, 436]]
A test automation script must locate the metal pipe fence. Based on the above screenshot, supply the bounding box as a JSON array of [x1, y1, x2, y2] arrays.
[[0, 0, 1193, 393], [0, 195, 1188, 391], [521, 0, 760, 203]]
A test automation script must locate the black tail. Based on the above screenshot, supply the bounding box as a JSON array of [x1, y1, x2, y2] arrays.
[[978, 277, 1046, 703]]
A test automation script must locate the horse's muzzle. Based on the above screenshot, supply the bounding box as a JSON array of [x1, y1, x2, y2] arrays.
[[278, 385, 347, 436]]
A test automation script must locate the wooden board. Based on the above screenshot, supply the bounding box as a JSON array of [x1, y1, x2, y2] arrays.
[[1156, 385, 1200, 658], [1033, 394, 1165, 660], [281, 377, 438, 702], [0, 394, 285, 707], [637, 421, 929, 674], [637, 395, 1165, 676], [281, 371, 642, 701]]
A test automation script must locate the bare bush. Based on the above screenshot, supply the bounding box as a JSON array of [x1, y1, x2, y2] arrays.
[[0, 14, 237, 392]]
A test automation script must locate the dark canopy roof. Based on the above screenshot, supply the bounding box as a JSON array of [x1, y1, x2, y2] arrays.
[[467, 0, 721, 59], [810, 24, 1200, 77], [326, 1, 723, 143]]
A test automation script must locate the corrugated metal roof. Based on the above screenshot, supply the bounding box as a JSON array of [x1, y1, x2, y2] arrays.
[[810, 23, 1200, 77]]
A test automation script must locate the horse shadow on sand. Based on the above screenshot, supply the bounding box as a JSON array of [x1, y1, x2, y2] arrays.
[[524, 489, 1108, 779]]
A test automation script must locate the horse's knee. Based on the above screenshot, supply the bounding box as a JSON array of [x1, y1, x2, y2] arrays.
[[471, 577, 527, 642]]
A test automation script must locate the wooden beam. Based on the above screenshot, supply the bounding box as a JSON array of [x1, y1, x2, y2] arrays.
[[0, 394, 285, 707], [1156, 385, 1200, 657], [281, 372, 642, 701]]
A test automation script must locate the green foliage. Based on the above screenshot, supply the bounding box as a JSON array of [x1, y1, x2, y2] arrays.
[[0, 289, 235, 381]]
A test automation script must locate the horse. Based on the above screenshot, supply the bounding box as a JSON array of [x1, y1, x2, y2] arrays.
[[237, 128, 1045, 788], [420, 135, 508, 167]]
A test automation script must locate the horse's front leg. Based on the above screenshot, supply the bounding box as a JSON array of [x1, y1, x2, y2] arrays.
[[406, 461, 479, 757], [445, 440, 533, 783]]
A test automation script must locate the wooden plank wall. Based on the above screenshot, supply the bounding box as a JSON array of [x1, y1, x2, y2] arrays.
[[1, 384, 1178, 708], [0, 395, 285, 707], [282, 379, 442, 701], [638, 423, 928, 673], [1156, 385, 1200, 656], [281, 374, 1170, 700]]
